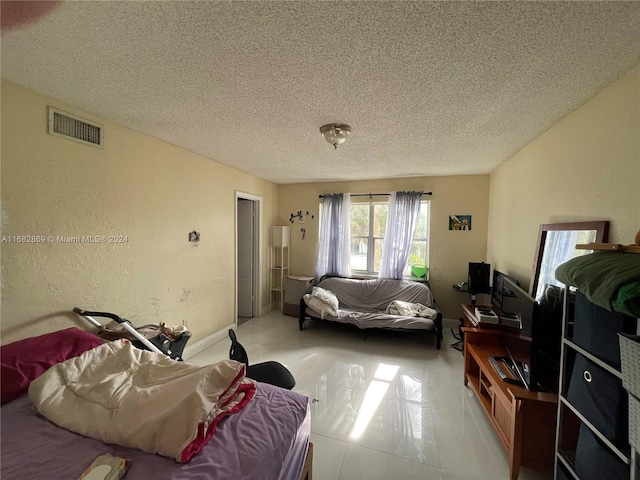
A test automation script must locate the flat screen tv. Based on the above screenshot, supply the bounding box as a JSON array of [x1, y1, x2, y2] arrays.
[[499, 277, 563, 392], [490, 270, 520, 311]]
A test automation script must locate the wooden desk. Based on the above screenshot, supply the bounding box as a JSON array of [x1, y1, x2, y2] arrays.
[[463, 326, 557, 480]]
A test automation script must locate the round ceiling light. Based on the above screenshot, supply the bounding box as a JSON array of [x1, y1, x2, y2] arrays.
[[320, 123, 351, 149]]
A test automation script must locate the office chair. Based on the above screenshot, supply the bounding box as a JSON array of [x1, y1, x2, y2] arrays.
[[228, 329, 296, 390]]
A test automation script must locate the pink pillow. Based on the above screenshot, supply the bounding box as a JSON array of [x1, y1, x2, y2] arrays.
[[1, 327, 104, 404]]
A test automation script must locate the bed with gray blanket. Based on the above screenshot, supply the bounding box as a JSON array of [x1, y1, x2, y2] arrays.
[[299, 277, 443, 349]]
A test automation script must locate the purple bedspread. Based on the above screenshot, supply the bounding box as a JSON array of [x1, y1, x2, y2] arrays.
[[1, 382, 310, 480]]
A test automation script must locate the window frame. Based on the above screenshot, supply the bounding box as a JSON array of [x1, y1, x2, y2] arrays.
[[349, 199, 430, 276]]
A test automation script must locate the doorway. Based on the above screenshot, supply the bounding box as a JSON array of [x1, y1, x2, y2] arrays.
[[235, 192, 262, 326]]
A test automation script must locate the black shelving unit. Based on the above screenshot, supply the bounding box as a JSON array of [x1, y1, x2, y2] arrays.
[[554, 288, 638, 480]]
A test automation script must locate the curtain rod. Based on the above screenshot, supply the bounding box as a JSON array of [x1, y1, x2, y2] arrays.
[[318, 191, 432, 199]]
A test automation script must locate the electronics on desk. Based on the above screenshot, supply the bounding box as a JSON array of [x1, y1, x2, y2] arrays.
[[490, 270, 520, 310], [500, 278, 535, 335], [489, 346, 531, 389], [468, 262, 491, 294], [475, 307, 499, 324], [489, 355, 518, 383], [499, 277, 560, 392], [499, 311, 521, 329], [453, 281, 468, 292], [507, 345, 530, 389]]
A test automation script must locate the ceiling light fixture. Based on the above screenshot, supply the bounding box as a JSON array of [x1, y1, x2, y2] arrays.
[[320, 123, 351, 149]]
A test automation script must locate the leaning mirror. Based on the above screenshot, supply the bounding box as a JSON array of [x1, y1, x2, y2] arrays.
[[530, 221, 609, 301]]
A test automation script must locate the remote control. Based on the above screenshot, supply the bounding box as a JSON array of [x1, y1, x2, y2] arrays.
[[489, 356, 523, 385], [489, 356, 508, 380]]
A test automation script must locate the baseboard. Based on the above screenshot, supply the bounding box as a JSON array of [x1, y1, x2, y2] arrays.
[[260, 304, 272, 317], [182, 323, 234, 360]]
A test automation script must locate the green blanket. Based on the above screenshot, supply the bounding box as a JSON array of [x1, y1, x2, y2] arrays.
[[555, 252, 640, 315]]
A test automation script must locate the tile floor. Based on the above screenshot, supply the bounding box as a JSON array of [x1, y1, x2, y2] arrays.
[[189, 311, 552, 480]]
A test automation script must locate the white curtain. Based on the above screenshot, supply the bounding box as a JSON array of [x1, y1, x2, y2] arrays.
[[378, 191, 422, 280], [315, 193, 351, 281]]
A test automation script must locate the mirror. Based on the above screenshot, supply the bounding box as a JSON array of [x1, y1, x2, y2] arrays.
[[530, 221, 609, 301]]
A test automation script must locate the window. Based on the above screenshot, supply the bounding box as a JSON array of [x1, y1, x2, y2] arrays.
[[349, 201, 430, 275]]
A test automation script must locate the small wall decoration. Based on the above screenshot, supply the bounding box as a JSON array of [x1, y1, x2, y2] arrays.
[[449, 215, 472, 231], [289, 210, 314, 223], [188, 230, 201, 242]]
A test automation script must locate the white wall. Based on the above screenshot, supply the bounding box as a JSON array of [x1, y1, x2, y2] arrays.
[[487, 64, 640, 289]]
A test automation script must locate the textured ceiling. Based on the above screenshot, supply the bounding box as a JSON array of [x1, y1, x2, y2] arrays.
[[2, 1, 639, 184]]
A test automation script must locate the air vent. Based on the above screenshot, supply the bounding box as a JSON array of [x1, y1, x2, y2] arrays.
[[48, 107, 104, 148]]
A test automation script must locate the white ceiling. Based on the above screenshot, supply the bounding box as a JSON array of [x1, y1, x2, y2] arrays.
[[2, 1, 639, 184]]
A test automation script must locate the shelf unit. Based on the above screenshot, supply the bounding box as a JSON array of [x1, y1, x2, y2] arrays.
[[554, 288, 638, 480], [270, 226, 290, 312]]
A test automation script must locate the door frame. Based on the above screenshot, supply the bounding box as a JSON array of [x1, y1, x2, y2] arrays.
[[235, 191, 262, 325]]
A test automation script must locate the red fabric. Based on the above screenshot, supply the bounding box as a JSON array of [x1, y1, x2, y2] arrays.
[[1, 327, 104, 404], [179, 381, 257, 462]]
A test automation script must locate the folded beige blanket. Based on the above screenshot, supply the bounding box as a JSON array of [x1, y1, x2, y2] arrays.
[[29, 340, 255, 462]]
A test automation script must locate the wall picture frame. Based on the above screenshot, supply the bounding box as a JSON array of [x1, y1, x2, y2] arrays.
[[449, 215, 471, 230]]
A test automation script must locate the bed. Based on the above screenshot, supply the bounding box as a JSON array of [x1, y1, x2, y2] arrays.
[[0, 327, 312, 480]]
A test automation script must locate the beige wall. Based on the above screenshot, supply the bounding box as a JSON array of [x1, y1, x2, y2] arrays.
[[277, 176, 490, 319], [1, 81, 278, 345], [6, 64, 634, 342], [487, 64, 640, 291]]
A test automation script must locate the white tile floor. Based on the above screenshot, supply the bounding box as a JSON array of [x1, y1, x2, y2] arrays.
[[188, 311, 552, 480]]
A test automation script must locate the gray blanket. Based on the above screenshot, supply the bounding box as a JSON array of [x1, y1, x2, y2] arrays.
[[305, 277, 437, 330], [317, 277, 434, 311]]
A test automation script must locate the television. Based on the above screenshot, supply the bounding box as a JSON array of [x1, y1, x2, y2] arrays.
[[490, 270, 520, 311], [499, 277, 563, 392]]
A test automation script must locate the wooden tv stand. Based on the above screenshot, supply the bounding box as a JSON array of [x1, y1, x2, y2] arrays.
[[463, 324, 558, 480]]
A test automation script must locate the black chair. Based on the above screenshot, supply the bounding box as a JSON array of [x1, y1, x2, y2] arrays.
[[228, 329, 295, 390]]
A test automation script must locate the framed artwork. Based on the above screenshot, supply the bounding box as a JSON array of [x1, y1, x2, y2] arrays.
[[449, 215, 471, 231]]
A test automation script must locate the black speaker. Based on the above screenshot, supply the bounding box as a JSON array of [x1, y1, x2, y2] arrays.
[[468, 262, 491, 294]]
